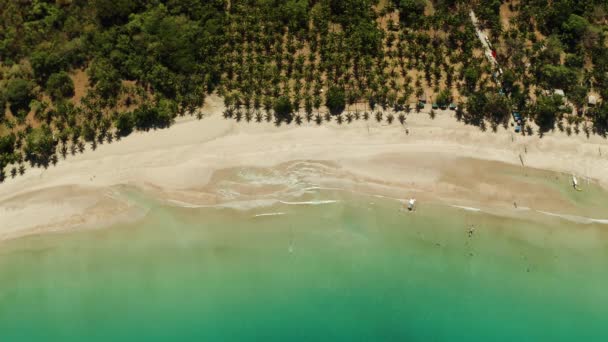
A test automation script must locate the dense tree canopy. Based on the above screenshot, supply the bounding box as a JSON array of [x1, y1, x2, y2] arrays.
[[0, 134, 15, 155], [24, 126, 56, 165], [533, 95, 568, 135], [115, 111, 135, 137], [0, 0, 607, 181], [46, 72, 75, 100], [539, 65, 579, 92], [396, 0, 427, 26], [274, 96, 293, 122], [326, 86, 346, 115], [5, 78, 34, 116], [94, 0, 146, 27], [435, 90, 451, 108]]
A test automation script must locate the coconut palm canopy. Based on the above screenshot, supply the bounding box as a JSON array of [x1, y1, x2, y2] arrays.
[[0, 0, 607, 181]]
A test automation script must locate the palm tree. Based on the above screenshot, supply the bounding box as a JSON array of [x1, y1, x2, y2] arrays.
[[18, 164, 25, 175], [224, 93, 235, 110], [16, 132, 25, 149], [97, 132, 105, 145], [346, 113, 353, 124], [386, 113, 394, 124], [263, 96, 273, 113], [5, 118, 15, 130], [336, 114, 343, 125], [375, 111, 383, 123], [313, 94, 322, 116], [32, 100, 50, 123], [304, 95, 314, 122], [223, 108, 234, 119], [398, 113, 406, 125], [264, 110, 273, 122], [292, 94, 301, 114], [315, 114, 322, 126], [243, 94, 252, 110], [294, 114, 303, 126], [60, 144, 68, 159], [253, 94, 261, 111]]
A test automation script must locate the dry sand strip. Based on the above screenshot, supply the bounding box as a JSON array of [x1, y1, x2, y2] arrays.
[[1, 94, 607, 240]]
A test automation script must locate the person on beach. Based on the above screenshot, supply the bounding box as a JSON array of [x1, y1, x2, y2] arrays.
[[407, 198, 416, 211], [468, 225, 475, 238]]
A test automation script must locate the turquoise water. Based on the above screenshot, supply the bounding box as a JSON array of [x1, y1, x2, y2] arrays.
[[1, 191, 607, 341]]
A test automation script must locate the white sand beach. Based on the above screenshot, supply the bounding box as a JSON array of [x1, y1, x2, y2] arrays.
[[1, 95, 607, 240]]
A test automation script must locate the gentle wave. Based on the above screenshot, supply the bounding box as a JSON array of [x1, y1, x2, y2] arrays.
[[219, 199, 281, 210], [168, 198, 279, 210], [253, 212, 286, 217], [169, 197, 341, 210], [279, 200, 340, 205], [301, 185, 346, 192], [536, 210, 608, 225], [450, 205, 482, 212], [372, 194, 407, 203], [168, 199, 205, 208]]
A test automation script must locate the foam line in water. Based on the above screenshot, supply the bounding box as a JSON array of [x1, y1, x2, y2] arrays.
[[372, 194, 407, 203], [536, 210, 608, 225], [167, 199, 205, 208], [253, 212, 286, 217], [450, 205, 482, 212], [302, 186, 348, 192], [168, 198, 279, 210], [279, 200, 340, 205]]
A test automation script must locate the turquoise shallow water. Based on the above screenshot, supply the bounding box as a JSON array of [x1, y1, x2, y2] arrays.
[[1, 190, 607, 341]]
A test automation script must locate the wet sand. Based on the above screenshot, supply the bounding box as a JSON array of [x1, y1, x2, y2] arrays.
[[1, 94, 607, 240]]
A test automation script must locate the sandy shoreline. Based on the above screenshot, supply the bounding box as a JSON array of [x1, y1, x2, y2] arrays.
[[1, 94, 608, 241]]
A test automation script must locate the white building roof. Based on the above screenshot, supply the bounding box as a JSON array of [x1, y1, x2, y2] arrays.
[[588, 95, 597, 105]]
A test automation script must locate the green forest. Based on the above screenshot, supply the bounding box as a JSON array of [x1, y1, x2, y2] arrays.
[[0, 0, 607, 182]]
